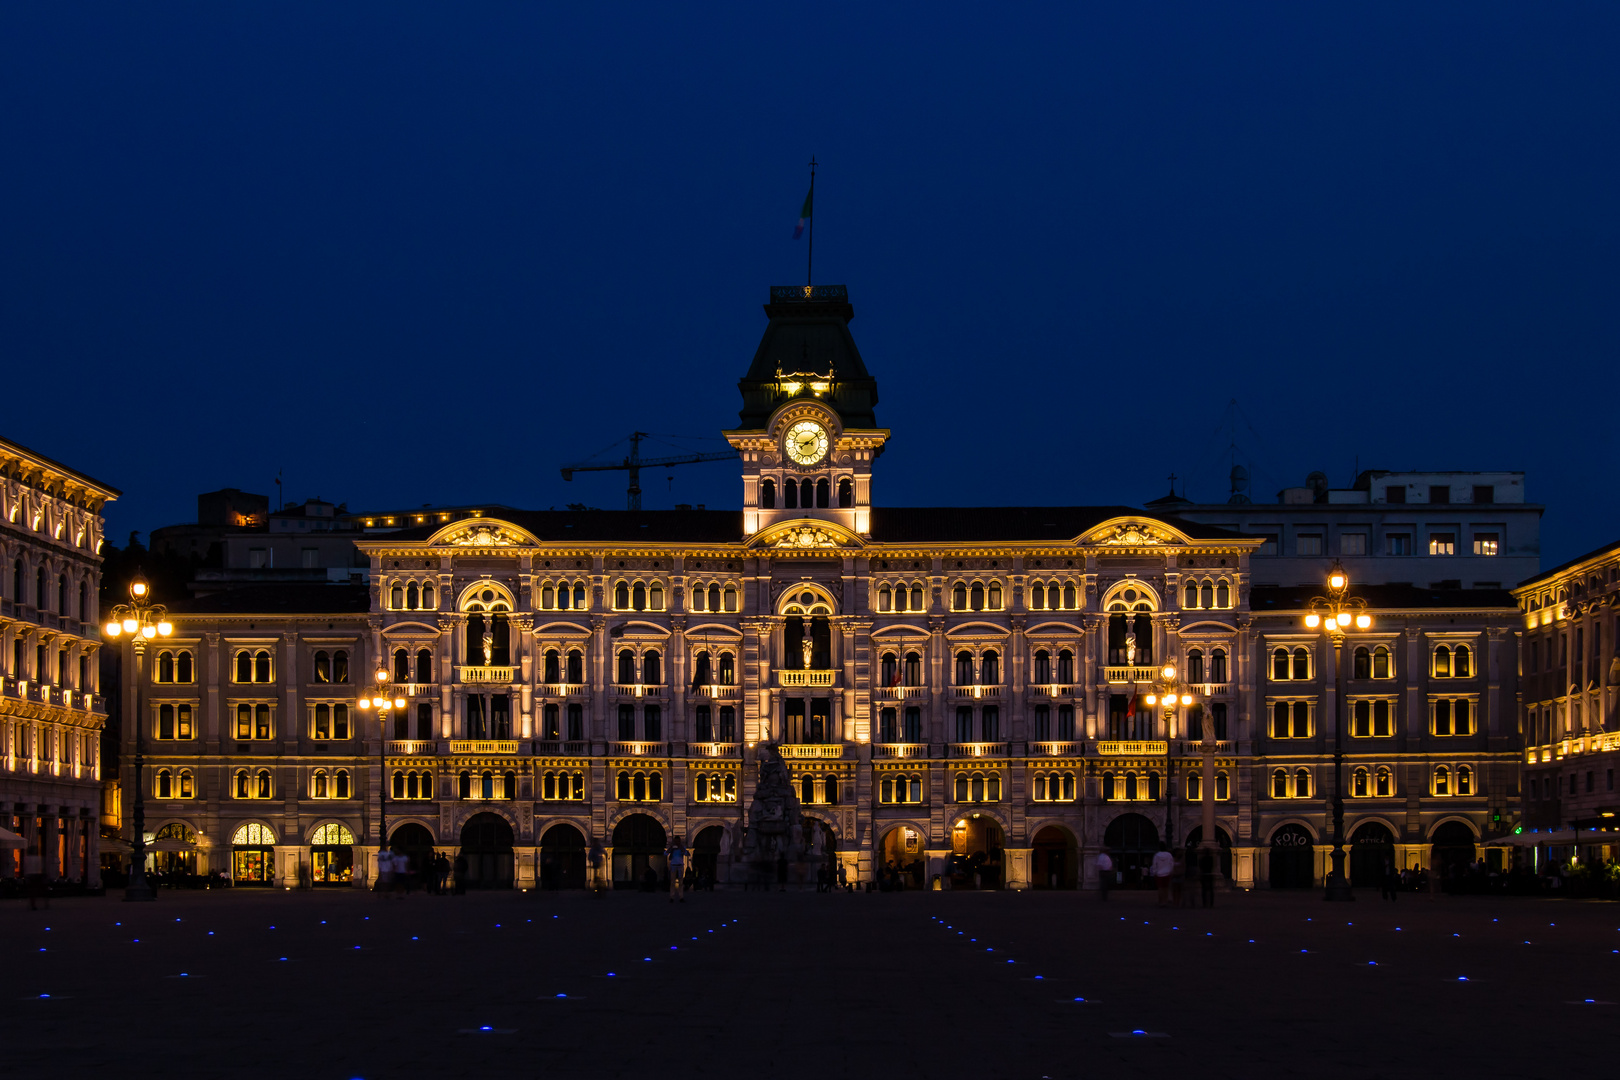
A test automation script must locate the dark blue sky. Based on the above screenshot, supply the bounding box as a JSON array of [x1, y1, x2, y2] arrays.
[[3, 5, 1615, 568]]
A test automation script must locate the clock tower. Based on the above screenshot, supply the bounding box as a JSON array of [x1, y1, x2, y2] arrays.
[[724, 285, 888, 538]]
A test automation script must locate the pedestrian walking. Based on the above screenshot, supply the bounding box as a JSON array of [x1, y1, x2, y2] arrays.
[[1381, 858, 1399, 902], [1150, 844, 1175, 907], [376, 849, 395, 894], [587, 838, 606, 896], [1095, 850, 1114, 901], [667, 837, 687, 902]]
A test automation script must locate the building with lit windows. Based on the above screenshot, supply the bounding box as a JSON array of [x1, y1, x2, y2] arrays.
[[119, 285, 1525, 891], [1513, 541, 1620, 861], [0, 435, 117, 888]]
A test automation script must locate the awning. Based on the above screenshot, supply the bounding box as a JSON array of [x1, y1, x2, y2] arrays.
[[0, 827, 25, 849], [100, 837, 134, 854], [1495, 829, 1620, 847], [149, 840, 196, 853]]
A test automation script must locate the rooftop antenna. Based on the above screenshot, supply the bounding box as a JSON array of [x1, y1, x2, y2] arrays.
[[794, 157, 817, 287]]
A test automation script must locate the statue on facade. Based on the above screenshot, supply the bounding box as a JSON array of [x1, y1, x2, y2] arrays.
[[1125, 626, 1137, 666], [802, 636, 814, 670], [482, 626, 495, 666]]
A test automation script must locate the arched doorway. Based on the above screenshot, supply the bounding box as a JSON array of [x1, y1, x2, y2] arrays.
[[539, 823, 587, 890], [1031, 826, 1078, 890], [612, 814, 667, 890], [1183, 826, 1233, 879], [151, 823, 198, 882], [230, 822, 276, 885], [390, 823, 436, 885], [1349, 822, 1396, 889], [459, 813, 514, 889], [1103, 812, 1161, 888], [879, 825, 926, 889], [1430, 820, 1477, 889], [310, 823, 356, 885], [1269, 824, 1315, 889], [692, 825, 726, 888], [948, 813, 1004, 889]]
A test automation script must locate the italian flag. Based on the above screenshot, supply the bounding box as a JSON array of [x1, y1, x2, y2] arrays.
[[793, 187, 813, 239]]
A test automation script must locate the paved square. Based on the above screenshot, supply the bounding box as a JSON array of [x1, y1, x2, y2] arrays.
[[4, 888, 1617, 1079]]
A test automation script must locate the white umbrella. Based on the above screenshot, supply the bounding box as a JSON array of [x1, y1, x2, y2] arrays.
[[0, 827, 24, 849]]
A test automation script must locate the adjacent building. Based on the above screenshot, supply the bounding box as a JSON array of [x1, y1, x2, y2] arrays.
[[117, 284, 1527, 891], [0, 435, 117, 887]]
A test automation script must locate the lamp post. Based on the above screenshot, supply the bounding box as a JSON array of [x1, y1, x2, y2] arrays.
[[1305, 560, 1371, 902], [1143, 663, 1196, 849], [356, 664, 405, 887], [103, 575, 173, 902]]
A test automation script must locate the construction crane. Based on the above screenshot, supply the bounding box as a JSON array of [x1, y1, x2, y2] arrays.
[[560, 432, 734, 511]]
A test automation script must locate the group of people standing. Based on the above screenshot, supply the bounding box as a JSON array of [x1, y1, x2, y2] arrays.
[[1096, 844, 1218, 907], [374, 849, 461, 896]]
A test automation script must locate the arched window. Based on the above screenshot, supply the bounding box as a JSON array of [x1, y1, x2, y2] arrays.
[[393, 771, 406, 799], [1457, 765, 1473, 796], [479, 770, 494, 799], [313, 770, 329, 798], [1184, 581, 1198, 607], [968, 583, 984, 611], [643, 650, 662, 685], [838, 478, 853, 508], [955, 651, 975, 685], [1352, 767, 1369, 797], [1214, 771, 1229, 800], [178, 770, 194, 798], [1373, 646, 1390, 679], [177, 650, 194, 683], [157, 651, 175, 683], [614, 582, 629, 609], [631, 583, 647, 611], [1057, 649, 1074, 684], [1375, 766, 1392, 797], [954, 774, 969, 802], [880, 653, 897, 687], [1062, 584, 1076, 609], [1200, 582, 1214, 608], [567, 650, 584, 684], [502, 770, 516, 800], [1434, 646, 1451, 678], [1033, 650, 1051, 684], [1292, 648, 1309, 680], [800, 479, 814, 508], [823, 775, 838, 804], [717, 652, 735, 685], [156, 769, 172, 799], [1294, 768, 1311, 797], [458, 771, 471, 799], [423, 585, 436, 609], [1030, 582, 1046, 610], [815, 478, 830, 508], [394, 648, 409, 682], [416, 649, 431, 683], [1215, 580, 1230, 608], [236, 651, 252, 683], [1187, 649, 1204, 683], [1273, 648, 1289, 680], [903, 652, 921, 687], [952, 583, 967, 610], [1272, 768, 1289, 798], [982, 651, 1000, 685], [1454, 645, 1471, 678], [1433, 765, 1450, 796], [234, 770, 250, 798], [783, 477, 797, 509], [255, 769, 272, 798], [254, 651, 271, 682], [543, 649, 560, 684], [1293, 701, 1309, 738], [760, 478, 776, 509], [1186, 771, 1201, 801], [1353, 646, 1370, 679], [312, 650, 329, 682], [406, 582, 419, 610], [390, 583, 404, 609], [617, 650, 636, 684]]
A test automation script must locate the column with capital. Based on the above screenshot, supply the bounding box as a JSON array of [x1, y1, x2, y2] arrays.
[[437, 613, 462, 739], [514, 613, 535, 738]]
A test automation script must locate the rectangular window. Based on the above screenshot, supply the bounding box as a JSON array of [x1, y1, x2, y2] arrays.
[[1428, 532, 1456, 556], [1255, 533, 1279, 556], [1386, 533, 1412, 556], [1430, 485, 1450, 504], [300, 548, 319, 568], [1385, 486, 1406, 504], [247, 548, 268, 569], [1472, 485, 1494, 504], [1296, 534, 1323, 556], [1340, 533, 1367, 556], [1472, 532, 1499, 556]]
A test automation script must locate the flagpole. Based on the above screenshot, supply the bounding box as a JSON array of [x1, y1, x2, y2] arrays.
[[806, 156, 816, 287]]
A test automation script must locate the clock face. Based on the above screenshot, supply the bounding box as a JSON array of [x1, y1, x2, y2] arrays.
[[785, 420, 829, 465]]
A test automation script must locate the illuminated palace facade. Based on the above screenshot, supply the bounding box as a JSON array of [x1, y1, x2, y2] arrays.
[[0, 435, 117, 887], [127, 286, 1523, 890]]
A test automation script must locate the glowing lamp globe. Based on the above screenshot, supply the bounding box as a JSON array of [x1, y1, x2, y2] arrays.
[[1355, 614, 1372, 629], [122, 617, 139, 634], [1144, 694, 1157, 706], [1329, 572, 1346, 591], [1161, 664, 1176, 680], [105, 622, 121, 637], [1305, 614, 1320, 628]]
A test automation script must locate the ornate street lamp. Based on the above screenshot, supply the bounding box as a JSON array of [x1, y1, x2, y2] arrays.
[[356, 664, 405, 884], [1304, 561, 1372, 902], [103, 575, 173, 902], [1143, 663, 1197, 849]]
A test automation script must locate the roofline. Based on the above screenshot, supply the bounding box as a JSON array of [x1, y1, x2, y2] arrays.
[[1513, 537, 1620, 593], [0, 434, 121, 500]]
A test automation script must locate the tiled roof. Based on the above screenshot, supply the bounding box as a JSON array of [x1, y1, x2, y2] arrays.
[[368, 507, 1245, 546], [1249, 583, 1517, 612], [172, 583, 372, 615]]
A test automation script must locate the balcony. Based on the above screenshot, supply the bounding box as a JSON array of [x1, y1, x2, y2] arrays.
[[387, 740, 436, 755], [949, 742, 1008, 758], [874, 685, 927, 700], [449, 740, 520, 754], [690, 742, 740, 758], [611, 741, 667, 756], [534, 740, 591, 757], [536, 683, 586, 697], [779, 670, 836, 688], [615, 684, 667, 698], [460, 666, 515, 684], [1176, 740, 1232, 755], [777, 743, 844, 759], [693, 683, 740, 699], [1105, 666, 1158, 684], [1096, 740, 1168, 756], [1028, 685, 1078, 698], [1028, 740, 1082, 756], [953, 684, 1002, 699], [873, 742, 928, 759]]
